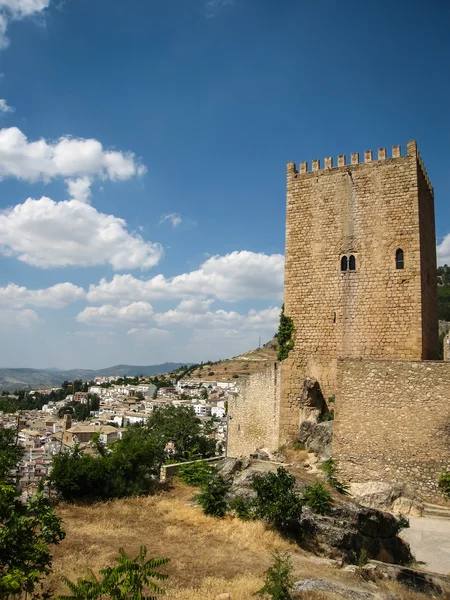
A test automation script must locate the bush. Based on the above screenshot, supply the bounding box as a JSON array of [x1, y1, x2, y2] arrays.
[[59, 546, 169, 600], [320, 459, 350, 496], [208, 371, 215, 376], [255, 550, 293, 600], [252, 467, 302, 534], [277, 304, 295, 362], [232, 374, 239, 378], [438, 471, 450, 498], [303, 482, 332, 515], [229, 495, 256, 520], [177, 461, 216, 487], [196, 475, 231, 517], [396, 514, 410, 532]]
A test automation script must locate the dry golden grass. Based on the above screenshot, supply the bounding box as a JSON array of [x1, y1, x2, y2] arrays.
[[48, 482, 443, 600]]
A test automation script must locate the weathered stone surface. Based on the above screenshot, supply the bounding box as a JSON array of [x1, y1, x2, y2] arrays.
[[218, 457, 242, 479], [350, 482, 423, 517], [298, 420, 333, 459], [226, 460, 412, 566], [292, 578, 377, 599], [365, 560, 450, 596], [300, 502, 412, 566], [335, 360, 450, 504]]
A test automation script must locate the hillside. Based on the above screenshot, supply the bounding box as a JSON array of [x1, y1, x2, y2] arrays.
[[180, 341, 278, 383], [48, 481, 427, 600], [0, 363, 190, 391]]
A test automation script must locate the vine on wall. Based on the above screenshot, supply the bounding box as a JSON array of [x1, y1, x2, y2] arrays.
[[277, 304, 295, 361]]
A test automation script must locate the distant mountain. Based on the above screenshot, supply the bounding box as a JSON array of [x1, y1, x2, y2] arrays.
[[0, 363, 191, 391]]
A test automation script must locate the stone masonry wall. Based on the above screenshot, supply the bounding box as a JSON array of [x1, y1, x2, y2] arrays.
[[280, 142, 438, 443], [227, 363, 281, 458], [334, 359, 450, 504]]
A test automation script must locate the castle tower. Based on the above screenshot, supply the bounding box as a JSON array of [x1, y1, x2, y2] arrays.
[[280, 141, 438, 441]]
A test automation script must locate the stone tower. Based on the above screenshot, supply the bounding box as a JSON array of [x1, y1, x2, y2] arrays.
[[280, 141, 438, 441]]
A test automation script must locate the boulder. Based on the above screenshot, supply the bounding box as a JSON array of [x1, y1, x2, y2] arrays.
[[298, 420, 333, 459], [292, 578, 377, 599], [300, 502, 412, 566], [350, 482, 423, 516]]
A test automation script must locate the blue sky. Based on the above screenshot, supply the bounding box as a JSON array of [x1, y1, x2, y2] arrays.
[[0, 0, 449, 369]]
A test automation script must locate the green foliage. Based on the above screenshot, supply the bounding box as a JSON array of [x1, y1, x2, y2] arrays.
[[50, 406, 216, 501], [303, 482, 332, 515], [252, 467, 302, 534], [196, 475, 230, 518], [357, 548, 368, 567], [438, 282, 450, 321], [255, 551, 293, 600], [318, 409, 334, 422], [320, 459, 350, 496], [0, 428, 23, 480], [228, 495, 256, 520], [58, 546, 169, 600], [0, 482, 65, 598], [147, 405, 216, 461], [208, 371, 215, 376], [396, 514, 410, 532], [438, 471, 450, 498], [277, 305, 295, 362], [57, 394, 100, 420], [177, 461, 216, 487]]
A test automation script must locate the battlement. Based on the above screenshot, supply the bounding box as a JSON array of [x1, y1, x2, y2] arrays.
[[287, 140, 433, 193]]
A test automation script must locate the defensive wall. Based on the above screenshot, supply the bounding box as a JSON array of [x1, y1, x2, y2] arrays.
[[334, 359, 450, 504], [227, 363, 281, 458]]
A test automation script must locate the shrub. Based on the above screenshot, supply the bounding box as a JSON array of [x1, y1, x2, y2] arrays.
[[232, 374, 239, 378], [229, 495, 256, 520], [208, 371, 215, 376], [318, 409, 334, 422], [320, 458, 350, 496], [196, 475, 231, 517], [277, 304, 295, 361], [252, 467, 302, 534], [255, 550, 293, 600], [303, 482, 332, 515], [396, 514, 410, 532], [438, 471, 450, 498], [59, 546, 169, 600], [178, 461, 216, 487]]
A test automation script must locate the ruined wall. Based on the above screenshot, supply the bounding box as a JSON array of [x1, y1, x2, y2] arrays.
[[227, 363, 281, 457], [280, 141, 438, 442], [334, 359, 450, 504]]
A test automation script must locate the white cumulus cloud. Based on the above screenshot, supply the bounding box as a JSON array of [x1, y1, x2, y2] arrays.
[[154, 303, 280, 332], [0, 196, 163, 270], [437, 235, 450, 266], [76, 301, 154, 325], [0, 98, 14, 113], [87, 251, 284, 304], [0, 127, 146, 201], [0, 281, 84, 308], [0, 307, 40, 329], [0, 0, 50, 48], [127, 327, 173, 342]]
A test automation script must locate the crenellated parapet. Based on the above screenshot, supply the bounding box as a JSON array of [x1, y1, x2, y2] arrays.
[[287, 140, 433, 194]]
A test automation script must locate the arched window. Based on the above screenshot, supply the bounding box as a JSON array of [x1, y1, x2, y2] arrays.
[[396, 248, 404, 270], [349, 255, 356, 271], [341, 256, 348, 271]]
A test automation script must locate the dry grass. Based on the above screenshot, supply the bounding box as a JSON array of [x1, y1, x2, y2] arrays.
[[48, 482, 444, 600]]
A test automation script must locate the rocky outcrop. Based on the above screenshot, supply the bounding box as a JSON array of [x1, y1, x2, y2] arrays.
[[219, 458, 412, 566], [298, 420, 333, 460], [350, 482, 423, 517], [298, 378, 327, 422], [300, 502, 412, 566]]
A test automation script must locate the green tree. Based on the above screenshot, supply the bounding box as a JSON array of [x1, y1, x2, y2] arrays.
[[0, 428, 23, 480], [255, 551, 293, 600], [0, 483, 65, 598], [59, 546, 169, 600], [196, 475, 230, 517], [147, 405, 215, 460], [252, 467, 302, 534]]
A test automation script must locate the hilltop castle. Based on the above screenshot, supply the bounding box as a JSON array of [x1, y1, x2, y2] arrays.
[[228, 141, 450, 504]]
